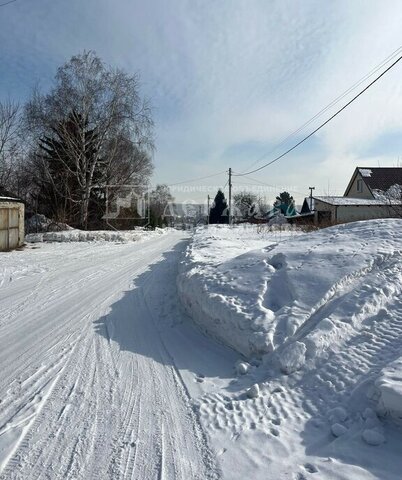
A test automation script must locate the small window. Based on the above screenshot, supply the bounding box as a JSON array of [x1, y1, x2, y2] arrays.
[[357, 179, 363, 193]]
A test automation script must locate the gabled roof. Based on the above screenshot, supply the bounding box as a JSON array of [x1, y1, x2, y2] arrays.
[[344, 167, 402, 197], [313, 196, 402, 206], [357, 167, 402, 191], [0, 186, 22, 202], [300, 197, 314, 213]]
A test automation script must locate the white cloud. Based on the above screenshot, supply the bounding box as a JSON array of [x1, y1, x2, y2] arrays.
[[1, 0, 402, 202]]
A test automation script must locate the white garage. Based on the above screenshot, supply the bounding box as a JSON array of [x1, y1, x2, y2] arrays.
[[0, 195, 25, 251], [312, 196, 401, 225]]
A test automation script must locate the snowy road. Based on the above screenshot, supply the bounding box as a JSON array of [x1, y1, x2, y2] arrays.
[[0, 233, 225, 479]]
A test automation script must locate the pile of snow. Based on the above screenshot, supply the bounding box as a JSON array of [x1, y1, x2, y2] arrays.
[[376, 357, 402, 423], [178, 220, 402, 364], [26, 227, 166, 243], [25, 214, 73, 234], [178, 220, 402, 479], [177, 224, 302, 357]]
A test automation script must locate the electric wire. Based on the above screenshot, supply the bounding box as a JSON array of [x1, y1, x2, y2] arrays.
[[234, 51, 402, 177], [239, 46, 402, 174], [166, 170, 227, 187], [0, 0, 17, 7], [233, 173, 308, 196]]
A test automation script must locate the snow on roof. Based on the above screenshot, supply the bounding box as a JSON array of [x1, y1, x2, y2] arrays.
[[359, 168, 372, 177], [0, 196, 21, 202], [0, 186, 22, 202], [313, 196, 402, 206]]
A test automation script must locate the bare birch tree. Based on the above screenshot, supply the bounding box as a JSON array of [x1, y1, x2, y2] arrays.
[[23, 51, 154, 228], [0, 100, 20, 186]]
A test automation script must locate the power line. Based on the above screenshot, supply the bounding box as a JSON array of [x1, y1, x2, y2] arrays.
[[0, 0, 17, 7], [234, 51, 402, 177], [166, 170, 227, 187], [239, 46, 402, 174], [232, 173, 308, 196]]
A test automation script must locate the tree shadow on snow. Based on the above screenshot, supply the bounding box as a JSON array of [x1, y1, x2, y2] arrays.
[[93, 239, 238, 382]]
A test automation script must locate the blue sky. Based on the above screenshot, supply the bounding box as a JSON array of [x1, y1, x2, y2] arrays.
[[1, 0, 402, 204]]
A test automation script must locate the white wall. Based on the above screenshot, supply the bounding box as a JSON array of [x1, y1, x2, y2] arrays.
[[337, 204, 400, 223], [345, 172, 373, 199], [313, 199, 401, 225]]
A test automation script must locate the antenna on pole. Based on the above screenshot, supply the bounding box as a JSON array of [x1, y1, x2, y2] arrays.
[[228, 168, 232, 225], [309, 186, 315, 211], [207, 194, 210, 226]]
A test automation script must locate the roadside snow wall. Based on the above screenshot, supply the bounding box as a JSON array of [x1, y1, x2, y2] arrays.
[[177, 225, 301, 357], [26, 228, 166, 243], [178, 221, 402, 362]]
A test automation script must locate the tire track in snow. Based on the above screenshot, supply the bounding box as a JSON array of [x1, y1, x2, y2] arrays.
[[270, 252, 402, 427], [0, 234, 220, 480], [195, 244, 402, 479]]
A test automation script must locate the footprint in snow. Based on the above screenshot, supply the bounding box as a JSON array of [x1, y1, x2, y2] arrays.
[[303, 463, 318, 473], [270, 427, 280, 437], [195, 373, 205, 383]]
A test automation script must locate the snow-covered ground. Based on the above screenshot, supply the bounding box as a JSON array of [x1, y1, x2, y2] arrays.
[[26, 227, 166, 243], [0, 232, 237, 479], [178, 221, 402, 479], [3, 221, 402, 479]]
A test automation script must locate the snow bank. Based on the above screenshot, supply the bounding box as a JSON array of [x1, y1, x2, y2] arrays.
[[180, 220, 402, 479], [376, 357, 402, 422], [177, 224, 302, 357], [178, 220, 402, 362], [25, 214, 73, 234], [26, 227, 166, 243]]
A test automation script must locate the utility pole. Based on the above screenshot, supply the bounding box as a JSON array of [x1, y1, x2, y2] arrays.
[[207, 194, 210, 226], [228, 167, 232, 225], [309, 186, 315, 211]]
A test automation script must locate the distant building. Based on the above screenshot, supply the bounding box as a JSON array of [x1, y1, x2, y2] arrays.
[[311, 195, 401, 224], [292, 167, 402, 225], [0, 187, 25, 251], [165, 203, 207, 227]]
